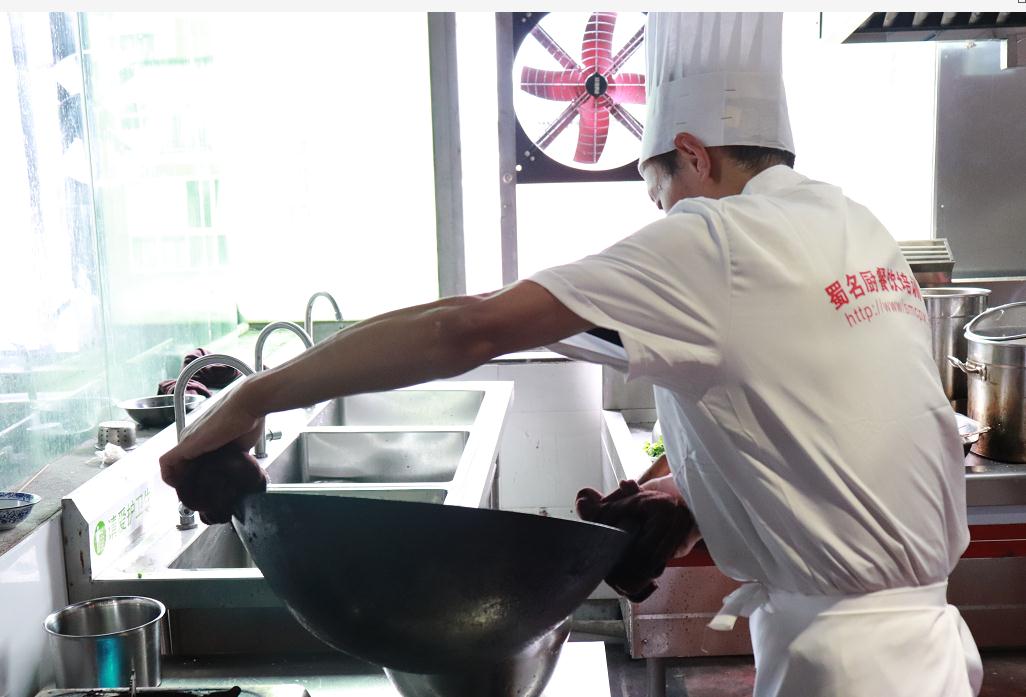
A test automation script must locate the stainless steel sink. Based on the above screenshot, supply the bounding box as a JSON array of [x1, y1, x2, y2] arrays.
[[170, 525, 254, 570], [267, 429, 468, 484], [60, 379, 515, 615], [309, 390, 484, 427]]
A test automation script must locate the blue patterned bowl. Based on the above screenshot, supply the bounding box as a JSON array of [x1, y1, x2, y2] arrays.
[[0, 492, 41, 531]]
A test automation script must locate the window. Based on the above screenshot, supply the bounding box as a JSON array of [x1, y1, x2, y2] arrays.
[[783, 13, 938, 241], [455, 13, 503, 295], [2, 12, 447, 490], [204, 13, 440, 321], [1, 13, 107, 489], [83, 12, 440, 324]]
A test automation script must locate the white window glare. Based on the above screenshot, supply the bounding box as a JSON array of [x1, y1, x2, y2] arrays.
[[455, 12, 503, 296], [782, 13, 937, 241]]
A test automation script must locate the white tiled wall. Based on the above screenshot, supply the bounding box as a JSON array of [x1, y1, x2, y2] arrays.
[[454, 358, 606, 513], [0, 517, 67, 697]]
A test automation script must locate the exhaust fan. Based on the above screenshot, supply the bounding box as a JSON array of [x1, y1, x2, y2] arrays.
[[511, 11, 647, 183]]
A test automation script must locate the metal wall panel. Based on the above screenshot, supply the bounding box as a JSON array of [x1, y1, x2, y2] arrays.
[[936, 41, 1026, 279]]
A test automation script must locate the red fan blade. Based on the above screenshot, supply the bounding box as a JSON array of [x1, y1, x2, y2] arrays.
[[581, 12, 616, 75], [608, 25, 644, 75], [606, 73, 645, 104], [530, 24, 581, 71], [537, 93, 588, 150], [609, 102, 643, 141], [573, 99, 611, 164], [520, 67, 583, 101]]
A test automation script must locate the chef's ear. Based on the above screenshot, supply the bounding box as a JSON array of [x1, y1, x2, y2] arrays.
[[673, 132, 712, 181]]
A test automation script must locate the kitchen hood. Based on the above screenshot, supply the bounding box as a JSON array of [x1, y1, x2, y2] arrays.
[[823, 12, 1026, 66], [842, 12, 1026, 42]]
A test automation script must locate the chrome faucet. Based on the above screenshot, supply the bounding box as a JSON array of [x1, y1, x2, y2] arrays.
[[253, 321, 313, 459], [304, 291, 343, 342], [172, 353, 255, 531]]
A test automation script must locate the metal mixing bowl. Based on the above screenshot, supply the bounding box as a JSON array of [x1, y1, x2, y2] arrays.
[[117, 394, 205, 428]]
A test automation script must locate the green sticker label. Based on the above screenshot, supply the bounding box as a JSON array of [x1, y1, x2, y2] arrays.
[[93, 520, 107, 556]]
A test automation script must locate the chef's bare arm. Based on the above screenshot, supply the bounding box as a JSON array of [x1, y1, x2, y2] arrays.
[[160, 281, 594, 479], [160, 281, 592, 471], [253, 280, 592, 416]]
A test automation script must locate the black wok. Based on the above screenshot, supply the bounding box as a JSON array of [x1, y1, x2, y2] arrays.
[[232, 492, 629, 673]]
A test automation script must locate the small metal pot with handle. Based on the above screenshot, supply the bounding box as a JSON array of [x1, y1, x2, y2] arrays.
[[948, 301, 1026, 463]]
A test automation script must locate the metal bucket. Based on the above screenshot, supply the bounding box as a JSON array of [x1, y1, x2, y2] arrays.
[[922, 287, 991, 412], [43, 596, 165, 688]]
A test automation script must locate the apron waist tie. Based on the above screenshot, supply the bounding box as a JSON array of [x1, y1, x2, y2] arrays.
[[708, 580, 953, 632], [708, 582, 769, 632]]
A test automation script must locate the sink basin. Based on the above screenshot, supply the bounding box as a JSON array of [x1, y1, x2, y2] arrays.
[[310, 390, 484, 427], [170, 525, 254, 570], [267, 430, 468, 484]]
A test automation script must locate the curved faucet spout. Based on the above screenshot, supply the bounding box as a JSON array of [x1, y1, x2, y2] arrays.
[[253, 322, 314, 458], [304, 291, 343, 340], [173, 354, 255, 440], [254, 321, 314, 373], [172, 353, 255, 530]]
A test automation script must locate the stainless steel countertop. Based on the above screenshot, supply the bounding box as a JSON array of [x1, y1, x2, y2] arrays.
[[965, 452, 1026, 508]]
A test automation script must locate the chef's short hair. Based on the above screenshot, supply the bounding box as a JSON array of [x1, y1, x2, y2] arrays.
[[650, 145, 795, 176]]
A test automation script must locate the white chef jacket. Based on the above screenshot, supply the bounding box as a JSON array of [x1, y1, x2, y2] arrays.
[[530, 165, 979, 696]]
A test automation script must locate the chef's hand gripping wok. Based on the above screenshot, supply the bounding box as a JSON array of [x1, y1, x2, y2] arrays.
[[576, 479, 696, 602]]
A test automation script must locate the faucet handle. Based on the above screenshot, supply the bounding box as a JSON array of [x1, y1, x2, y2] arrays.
[[177, 502, 198, 530], [254, 429, 283, 459]]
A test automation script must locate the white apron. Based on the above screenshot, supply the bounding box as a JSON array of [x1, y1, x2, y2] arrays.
[[711, 582, 983, 697]]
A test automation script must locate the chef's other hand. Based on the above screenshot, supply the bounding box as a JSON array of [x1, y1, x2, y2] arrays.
[[165, 443, 267, 525], [575, 479, 695, 603], [159, 376, 264, 489]]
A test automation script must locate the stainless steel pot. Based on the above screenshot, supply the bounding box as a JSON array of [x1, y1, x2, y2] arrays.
[[43, 596, 165, 688], [949, 301, 1026, 463], [923, 286, 991, 412]]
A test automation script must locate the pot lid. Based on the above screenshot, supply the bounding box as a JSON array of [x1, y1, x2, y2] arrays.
[[965, 301, 1026, 341]]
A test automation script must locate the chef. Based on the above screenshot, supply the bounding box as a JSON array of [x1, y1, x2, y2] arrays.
[[160, 11, 981, 696]]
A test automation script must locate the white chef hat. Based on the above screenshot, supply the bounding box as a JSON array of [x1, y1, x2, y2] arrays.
[[639, 12, 795, 170]]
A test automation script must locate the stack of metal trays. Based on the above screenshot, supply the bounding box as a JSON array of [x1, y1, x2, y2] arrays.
[[899, 238, 955, 286]]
